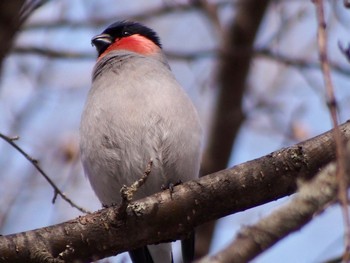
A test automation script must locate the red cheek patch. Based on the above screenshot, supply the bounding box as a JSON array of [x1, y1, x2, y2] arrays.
[[99, 34, 160, 60]]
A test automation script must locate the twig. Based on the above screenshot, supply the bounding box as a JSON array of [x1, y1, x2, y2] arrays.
[[256, 47, 350, 76], [20, 0, 232, 31], [12, 46, 215, 61], [267, 4, 308, 48], [314, 0, 350, 260], [19, 0, 49, 25], [13, 46, 94, 60], [118, 160, 153, 215], [0, 132, 90, 214], [12, 46, 350, 76], [338, 41, 350, 63], [194, 0, 223, 34]]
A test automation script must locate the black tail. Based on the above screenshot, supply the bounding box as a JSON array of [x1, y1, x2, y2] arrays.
[[129, 246, 174, 263], [181, 231, 195, 263], [129, 246, 154, 263]]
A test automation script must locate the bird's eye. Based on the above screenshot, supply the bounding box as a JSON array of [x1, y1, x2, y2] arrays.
[[122, 30, 131, 36]]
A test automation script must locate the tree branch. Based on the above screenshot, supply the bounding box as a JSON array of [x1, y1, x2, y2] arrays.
[[12, 46, 215, 61], [338, 41, 350, 63], [21, 1, 232, 31], [11, 46, 350, 76], [0, 133, 89, 214], [314, 0, 350, 259], [0, 122, 349, 263], [0, 0, 26, 75], [256, 47, 350, 76], [197, 158, 342, 263]]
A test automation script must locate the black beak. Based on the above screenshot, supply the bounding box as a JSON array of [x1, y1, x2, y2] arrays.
[[91, 33, 113, 55]]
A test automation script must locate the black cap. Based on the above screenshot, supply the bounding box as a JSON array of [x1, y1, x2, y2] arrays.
[[91, 21, 161, 56]]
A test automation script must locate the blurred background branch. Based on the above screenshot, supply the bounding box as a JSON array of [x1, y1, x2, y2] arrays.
[[0, 0, 26, 75], [196, 0, 271, 258]]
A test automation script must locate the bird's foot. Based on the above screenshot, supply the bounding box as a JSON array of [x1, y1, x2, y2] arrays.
[[161, 180, 182, 191], [161, 180, 182, 199]]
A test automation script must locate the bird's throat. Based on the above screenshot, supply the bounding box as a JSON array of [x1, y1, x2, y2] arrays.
[[99, 34, 160, 60]]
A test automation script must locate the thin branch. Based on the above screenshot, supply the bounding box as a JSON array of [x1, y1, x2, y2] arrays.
[[266, 3, 309, 48], [256, 47, 350, 76], [118, 160, 153, 216], [12, 44, 350, 79], [0, 132, 90, 214], [338, 41, 350, 63], [314, 0, 350, 260], [13, 46, 94, 60], [19, 0, 50, 25], [194, 0, 223, 33], [12, 46, 215, 61], [22, 0, 232, 31], [12, 45, 350, 77]]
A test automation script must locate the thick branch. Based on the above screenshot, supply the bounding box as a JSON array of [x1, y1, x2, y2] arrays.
[[0, 122, 349, 262], [198, 160, 341, 263]]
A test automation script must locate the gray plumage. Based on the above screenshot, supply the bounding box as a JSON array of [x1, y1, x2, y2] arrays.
[[80, 48, 202, 262]]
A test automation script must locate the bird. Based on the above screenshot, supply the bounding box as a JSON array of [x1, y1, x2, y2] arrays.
[[79, 21, 202, 263]]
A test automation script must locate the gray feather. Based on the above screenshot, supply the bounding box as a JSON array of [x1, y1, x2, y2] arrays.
[[80, 49, 202, 262]]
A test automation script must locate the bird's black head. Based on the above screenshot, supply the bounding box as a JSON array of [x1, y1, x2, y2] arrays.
[[91, 21, 162, 56]]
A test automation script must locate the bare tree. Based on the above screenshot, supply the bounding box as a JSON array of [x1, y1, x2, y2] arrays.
[[1, 0, 350, 262]]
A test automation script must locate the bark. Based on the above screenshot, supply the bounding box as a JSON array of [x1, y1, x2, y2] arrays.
[[198, 160, 342, 263], [0, 122, 349, 263]]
